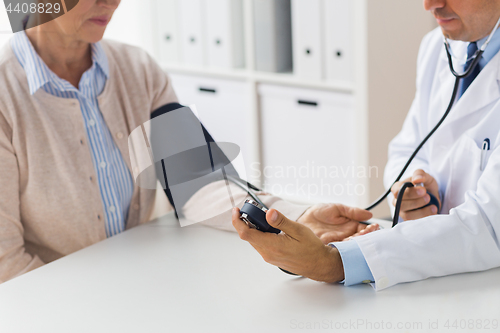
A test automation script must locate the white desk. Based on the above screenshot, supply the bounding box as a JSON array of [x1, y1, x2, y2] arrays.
[[1, 213, 499, 333]]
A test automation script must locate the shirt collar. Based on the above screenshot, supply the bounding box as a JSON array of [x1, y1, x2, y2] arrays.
[[476, 25, 500, 68], [91, 41, 109, 79], [11, 31, 109, 95]]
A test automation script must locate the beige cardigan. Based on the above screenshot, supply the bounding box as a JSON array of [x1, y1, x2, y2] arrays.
[[0, 39, 308, 283]]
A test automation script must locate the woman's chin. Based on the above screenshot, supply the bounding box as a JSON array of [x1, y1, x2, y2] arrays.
[[81, 30, 106, 44]]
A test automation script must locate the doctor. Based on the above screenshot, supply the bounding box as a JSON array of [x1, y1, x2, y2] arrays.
[[232, 0, 500, 290]]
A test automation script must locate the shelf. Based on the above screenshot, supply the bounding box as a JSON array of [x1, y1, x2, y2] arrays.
[[161, 63, 355, 93]]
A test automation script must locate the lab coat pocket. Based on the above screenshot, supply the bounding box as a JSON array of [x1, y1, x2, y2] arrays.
[[442, 136, 483, 213]]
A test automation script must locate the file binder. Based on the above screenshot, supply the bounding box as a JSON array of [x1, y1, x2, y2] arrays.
[[291, 0, 324, 80], [324, 0, 354, 83], [253, 0, 293, 73], [206, 0, 245, 69], [156, 0, 181, 64], [179, 0, 206, 66]]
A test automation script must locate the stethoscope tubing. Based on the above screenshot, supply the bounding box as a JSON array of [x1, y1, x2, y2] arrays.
[[230, 19, 499, 220], [365, 17, 500, 213], [364, 75, 461, 212]]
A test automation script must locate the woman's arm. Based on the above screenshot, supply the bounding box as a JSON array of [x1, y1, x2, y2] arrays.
[[0, 112, 44, 283]]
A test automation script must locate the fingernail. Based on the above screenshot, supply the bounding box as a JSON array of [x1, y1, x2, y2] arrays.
[[416, 188, 425, 196], [424, 195, 430, 203], [270, 210, 278, 222], [431, 206, 438, 214]]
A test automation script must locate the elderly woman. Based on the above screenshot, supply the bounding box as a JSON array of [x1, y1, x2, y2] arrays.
[[0, 0, 376, 283]]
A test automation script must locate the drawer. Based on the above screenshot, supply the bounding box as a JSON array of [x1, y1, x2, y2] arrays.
[[259, 84, 362, 205]]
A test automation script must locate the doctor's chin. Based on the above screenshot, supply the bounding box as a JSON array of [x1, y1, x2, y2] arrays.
[[0, 0, 499, 332]]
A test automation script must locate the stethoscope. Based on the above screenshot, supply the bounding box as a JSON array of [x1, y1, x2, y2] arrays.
[[234, 16, 500, 228], [228, 17, 500, 277], [365, 16, 500, 227]]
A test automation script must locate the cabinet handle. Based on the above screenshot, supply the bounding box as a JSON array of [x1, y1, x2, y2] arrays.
[[199, 87, 217, 94], [297, 100, 318, 107]]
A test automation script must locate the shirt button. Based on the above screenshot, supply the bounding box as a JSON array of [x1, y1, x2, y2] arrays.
[[80, 139, 84, 145], [109, 206, 116, 213], [116, 132, 124, 139], [88, 119, 96, 127], [100, 161, 107, 169]]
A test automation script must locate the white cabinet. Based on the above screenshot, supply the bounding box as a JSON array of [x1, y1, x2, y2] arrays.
[[205, 0, 245, 69], [259, 84, 362, 206], [106, 0, 435, 215], [169, 74, 256, 182]]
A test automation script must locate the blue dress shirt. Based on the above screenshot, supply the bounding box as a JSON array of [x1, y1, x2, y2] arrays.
[[332, 26, 500, 286], [476, 27, 500, 69], [11, 32, 134, 238]]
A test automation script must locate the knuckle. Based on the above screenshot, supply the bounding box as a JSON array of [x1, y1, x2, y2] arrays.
[[274, 216, 287, 229]]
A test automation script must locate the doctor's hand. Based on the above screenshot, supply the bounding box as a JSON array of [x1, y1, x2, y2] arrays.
[[232, 207, 345, 282], [297, 204, 377, 244], [391, 169, 441, 221]]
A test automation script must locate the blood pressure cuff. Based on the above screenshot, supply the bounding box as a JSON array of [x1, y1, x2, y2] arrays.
[[130, 103, 240, 221]]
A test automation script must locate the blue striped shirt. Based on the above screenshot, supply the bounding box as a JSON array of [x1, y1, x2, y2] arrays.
[[11, 32, 134, 238]]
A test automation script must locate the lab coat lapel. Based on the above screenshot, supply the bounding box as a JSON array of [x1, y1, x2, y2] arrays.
[[440, 49, 500, 128], [428, 52, 457, 130]]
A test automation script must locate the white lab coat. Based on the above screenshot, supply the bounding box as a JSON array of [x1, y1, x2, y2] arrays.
[[355, 27, 500, 290]]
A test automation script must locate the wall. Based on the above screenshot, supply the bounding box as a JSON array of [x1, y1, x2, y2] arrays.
[[0, 4, 13, 49], [367, 0, 436, 218]]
